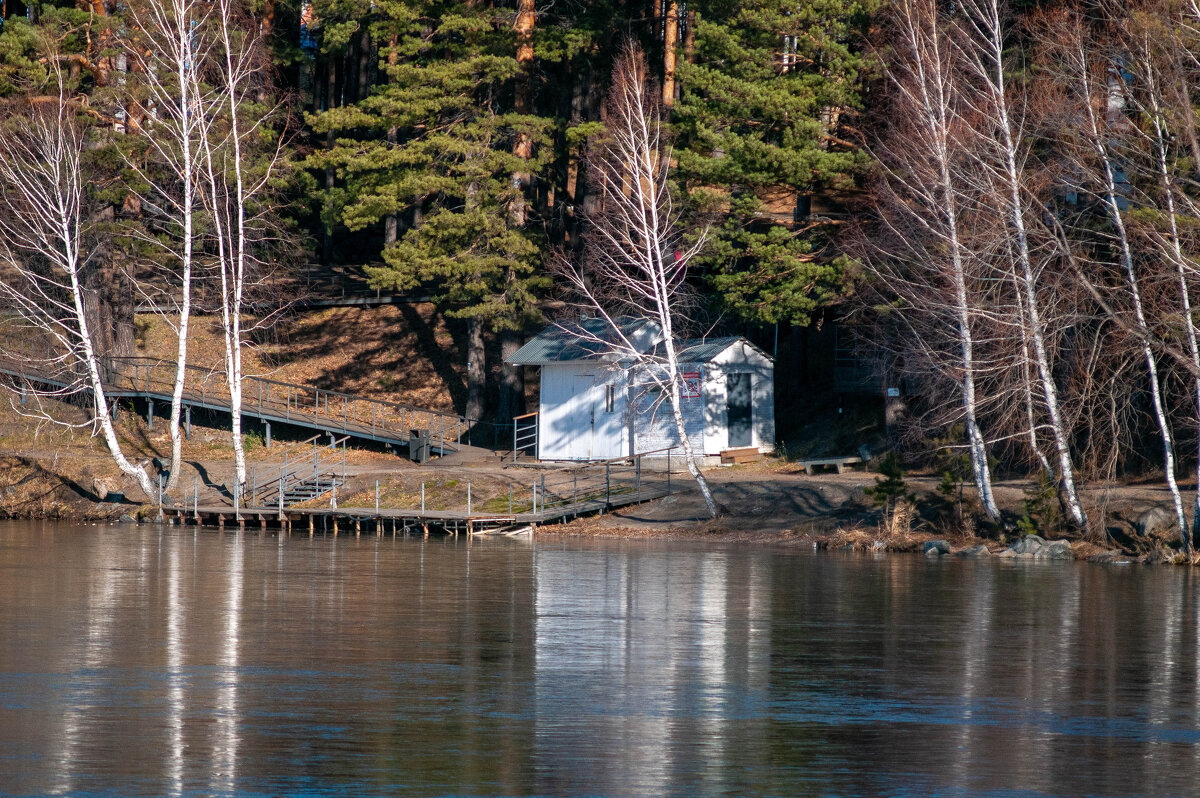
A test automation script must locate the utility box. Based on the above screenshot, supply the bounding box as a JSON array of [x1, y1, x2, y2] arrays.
[[409, 429, 431, 463]]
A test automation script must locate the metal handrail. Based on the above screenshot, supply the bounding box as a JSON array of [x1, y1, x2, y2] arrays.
[[97, 356, 466, 451], [513, 411, 538, 462]]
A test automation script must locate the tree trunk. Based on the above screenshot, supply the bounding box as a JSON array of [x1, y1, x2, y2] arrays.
[[510, 0, 535, 227], [683, 8, 696, 64], [384, 34, 399, 246], [357, 23, 371, 101], [969, 0, 1086, 527], [662, 0, 678, 109], [466, 315, 485, 421], [498, 329, 524, 421]]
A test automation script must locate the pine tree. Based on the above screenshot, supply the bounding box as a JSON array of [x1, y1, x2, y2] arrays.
[[307, 0, 554, 421], [674, 0, 877, 325]]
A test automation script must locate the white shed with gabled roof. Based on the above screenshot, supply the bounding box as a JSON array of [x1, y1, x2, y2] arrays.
[[508, 321, 775, 462]]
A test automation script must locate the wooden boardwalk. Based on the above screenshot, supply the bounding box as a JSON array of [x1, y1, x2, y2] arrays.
[[0, 354, 473, 454], [161, 485, 673, 536], [162, 455, 681, 536]]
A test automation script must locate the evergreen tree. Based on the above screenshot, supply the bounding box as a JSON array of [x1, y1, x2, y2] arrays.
[[674, 0, 877, 325], [307, 0, 554, 421]]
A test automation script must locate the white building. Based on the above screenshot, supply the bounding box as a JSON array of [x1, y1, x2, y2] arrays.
[[508, 320, 775, 462]]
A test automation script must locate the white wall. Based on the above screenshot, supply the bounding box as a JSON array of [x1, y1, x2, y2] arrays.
[[705, 342, 775, 454], [632, 363, 707, 455], [538, 363, 628, 460], [536, 339, 774, 461]]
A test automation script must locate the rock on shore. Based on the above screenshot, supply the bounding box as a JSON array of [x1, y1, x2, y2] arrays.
[[996, 535, 1073, 560]]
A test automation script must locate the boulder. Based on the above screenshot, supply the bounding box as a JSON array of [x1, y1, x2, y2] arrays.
[[998, 535, 1074, 560], [1044, 540, 1073, 560], [955, 544, 991, 559], [923, 539, 951, 557], [118, 513, 137, 524], [1137, 506, 1177, 537], [91, 476, 115, 500], [1010, 535, 1046, 556]]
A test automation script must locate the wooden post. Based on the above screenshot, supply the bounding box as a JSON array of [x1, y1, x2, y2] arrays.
[[265, 421, 271, 448], [605, 462, 610, 507], [375, 480, 380, 514], [148, 398, 154, 431], [467, 482, 471, 515], [421, 482, 425, 512], [185, 406, 191, 440]]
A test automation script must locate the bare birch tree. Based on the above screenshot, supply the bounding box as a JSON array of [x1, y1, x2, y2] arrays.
[[120, 0, 211, 496], [866, 0, 1002, 520], [1110, 5, 1200, 550], [0, 80, 157, 498], [553, 40, 718, 518], [195, 0, 282, 498], [958, 0, 1089, 528]]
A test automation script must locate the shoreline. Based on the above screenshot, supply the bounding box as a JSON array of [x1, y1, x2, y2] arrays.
[[0, 448, 1189, 564]]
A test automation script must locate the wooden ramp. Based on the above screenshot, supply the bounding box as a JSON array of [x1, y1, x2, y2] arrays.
[[0, 354, 473, 455]]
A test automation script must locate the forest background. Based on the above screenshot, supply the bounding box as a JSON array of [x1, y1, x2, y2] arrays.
[[6, 0, 1200, 540]]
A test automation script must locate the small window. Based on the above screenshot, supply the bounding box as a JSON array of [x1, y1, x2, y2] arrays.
[[605, 384, 616, 412]]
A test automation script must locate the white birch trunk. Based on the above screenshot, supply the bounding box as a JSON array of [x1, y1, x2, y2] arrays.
[[1075, 39, 1186, 537], [894, 0, 999, 519], [221, 0, 249, 492], [0, 95, 155, 499], [968, 0, 1088, 527], [552, 42, 718, 517], [1145, 65, 1199, 551]]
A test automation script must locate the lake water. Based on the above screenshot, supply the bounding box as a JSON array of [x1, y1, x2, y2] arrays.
[[1, 522, 1199, 796]]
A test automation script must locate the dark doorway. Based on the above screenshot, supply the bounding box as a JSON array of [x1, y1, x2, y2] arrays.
[[727, 373, 752, 448]]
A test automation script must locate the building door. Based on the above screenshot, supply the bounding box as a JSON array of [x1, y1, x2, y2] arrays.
[[590, 381, 625, 459], [726, 373, 752, 448]]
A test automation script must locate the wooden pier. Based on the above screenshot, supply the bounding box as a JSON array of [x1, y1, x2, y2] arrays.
[[160, 485, 670, 536], [161, 451, 681, 537]]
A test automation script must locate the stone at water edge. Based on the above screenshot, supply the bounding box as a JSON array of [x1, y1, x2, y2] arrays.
[[1010, 535, 1046, 556], [1044, 540, 1073, 560], [118, 514, 137, 524], [923, 539, 951, 556], [1136, 506, 1177, 537], [955, 544, 990, 558]]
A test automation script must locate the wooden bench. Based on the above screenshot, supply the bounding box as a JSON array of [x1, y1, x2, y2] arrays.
[[720, 447, 762, 465], [797, 456, 861, 475]]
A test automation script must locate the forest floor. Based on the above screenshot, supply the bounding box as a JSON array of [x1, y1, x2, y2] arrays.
[[0, 306, 1188, 561]]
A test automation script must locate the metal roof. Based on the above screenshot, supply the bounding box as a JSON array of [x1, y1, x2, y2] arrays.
[[652, 336, 774, 364], [507, 318, 662, 365]]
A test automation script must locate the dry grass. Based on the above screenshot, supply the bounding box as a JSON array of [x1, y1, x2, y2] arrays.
[[136, 303, 494, 413]]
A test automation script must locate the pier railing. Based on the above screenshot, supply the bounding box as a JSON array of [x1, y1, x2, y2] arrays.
[[98, 356, 467, 452], [249, 435, 349, 508]]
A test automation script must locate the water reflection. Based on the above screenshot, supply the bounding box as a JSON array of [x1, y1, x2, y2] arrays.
[[3, 525, 1200, 795], [533, 548, 772, 794]]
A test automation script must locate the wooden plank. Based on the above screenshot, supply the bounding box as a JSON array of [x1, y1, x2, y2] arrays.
[[720, 446, 761, 465]]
